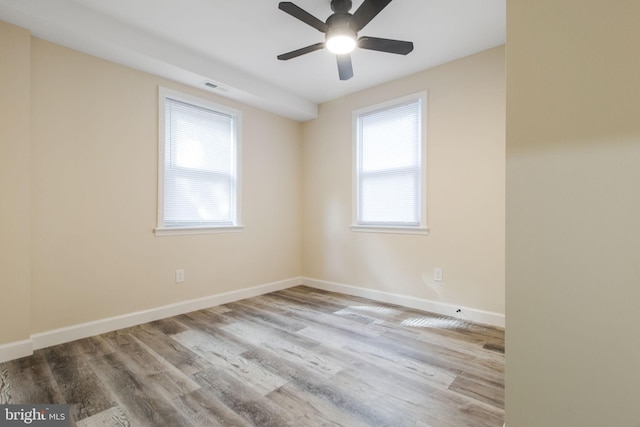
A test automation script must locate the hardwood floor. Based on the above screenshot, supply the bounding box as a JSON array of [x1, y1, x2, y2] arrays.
[[0, 286, 505, 427]]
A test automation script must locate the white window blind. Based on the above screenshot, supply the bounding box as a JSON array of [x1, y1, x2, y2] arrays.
[[355, 95, 425, 230], [157, 88, 241, 234]]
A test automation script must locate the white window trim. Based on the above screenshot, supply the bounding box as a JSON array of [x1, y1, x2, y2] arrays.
[[155, 87, 243, 237], [351, 91, 428, 235], [154, 225, 244, 237]]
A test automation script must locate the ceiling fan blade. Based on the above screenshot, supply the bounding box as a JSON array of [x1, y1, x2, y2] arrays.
[[279, 2, 328, 33], [352, 0, 393, 31], [277, 42, 325, 60], [336, 54, 353, 80], [358, 36, 414, 55]]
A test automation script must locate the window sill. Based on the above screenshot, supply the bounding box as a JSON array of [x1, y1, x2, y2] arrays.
[[154, 225, 244, 236], [350, 225, 429, 235]]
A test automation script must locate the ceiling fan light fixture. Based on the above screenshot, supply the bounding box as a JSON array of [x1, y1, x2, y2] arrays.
[[326, 34, 356, 54], [277, 0, 414, 79]]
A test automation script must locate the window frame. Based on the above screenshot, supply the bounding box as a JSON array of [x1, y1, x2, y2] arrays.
[[351, 91, 428, 235], [155, 87, 243, 236]]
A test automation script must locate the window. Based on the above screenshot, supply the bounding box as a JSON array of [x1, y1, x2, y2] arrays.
[[352, 92, 428, 234], [155, 87, 242, 236]]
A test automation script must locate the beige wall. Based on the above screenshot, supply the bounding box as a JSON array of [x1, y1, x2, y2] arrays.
[[15, 33, 302, 336], [506, 1, 640, 426], [302, 46, 505, 315], [0, 22, 32, 344]]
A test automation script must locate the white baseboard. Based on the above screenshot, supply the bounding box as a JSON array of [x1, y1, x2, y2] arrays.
[[0, 277, 301, 363], [302, 277, 505, 328], [0, 340, 33, 364]]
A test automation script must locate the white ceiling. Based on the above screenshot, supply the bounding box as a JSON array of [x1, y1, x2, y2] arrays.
[[0, 0, 505, 121]]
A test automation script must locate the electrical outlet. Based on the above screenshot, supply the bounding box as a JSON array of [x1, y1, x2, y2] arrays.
[[434, 267, 443, 282], [175, 269, 185, 284]]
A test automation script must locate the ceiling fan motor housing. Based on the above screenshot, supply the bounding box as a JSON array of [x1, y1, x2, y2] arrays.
[[331, 0, 353, 13]]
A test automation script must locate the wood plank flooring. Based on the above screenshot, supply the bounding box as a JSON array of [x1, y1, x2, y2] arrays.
[[0, 286, 504, 427]]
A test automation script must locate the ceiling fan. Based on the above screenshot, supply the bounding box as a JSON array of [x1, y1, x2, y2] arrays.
[[277, 0, 414, 80]]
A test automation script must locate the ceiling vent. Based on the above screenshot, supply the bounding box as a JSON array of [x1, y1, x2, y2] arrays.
[[202, 80, 230, 93]]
